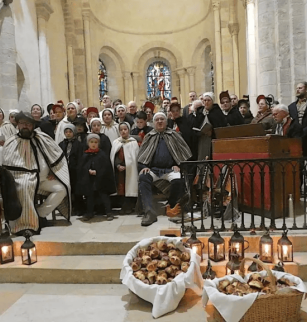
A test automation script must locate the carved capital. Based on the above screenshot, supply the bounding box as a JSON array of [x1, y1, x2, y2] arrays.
[[186, 66, 196, 76], [228, 23, 239, 35], [212, 0, 220, 11], [82, 9, 92, 21], [176, 68, 186, 78], [123, 71, 131, 80], [132, 72, 140, 79], [35, 0, 54, 21]]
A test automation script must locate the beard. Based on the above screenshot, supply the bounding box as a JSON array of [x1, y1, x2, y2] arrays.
[[20, 128, 33, 139], [296, 92, 306, 99]]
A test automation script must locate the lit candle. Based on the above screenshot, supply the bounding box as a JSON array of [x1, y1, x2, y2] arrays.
[[192, 246, 198, 254], [2, 246, 8, 255], [264, 244, 269, 255], [283, 245, 288, 260], [235, 243, 240, 252]]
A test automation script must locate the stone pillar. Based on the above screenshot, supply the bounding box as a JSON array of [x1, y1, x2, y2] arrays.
[[244, 0, 257, 115], [132, 72, 139, 105], [82, 10, 93, 106], [66, 36, 75, 101], [123, 72, 131, 104], [176, 68, 186, 107], [229, 23, 240, 97], [35, 0, 53, 108], [186, 67, 196, 92], [212, 0, 223, 96]]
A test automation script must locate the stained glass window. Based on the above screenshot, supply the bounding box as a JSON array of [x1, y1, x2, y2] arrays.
[[98, 59, 108, 102], [147, 61, 171, 100], [211, 61, 215, 93]]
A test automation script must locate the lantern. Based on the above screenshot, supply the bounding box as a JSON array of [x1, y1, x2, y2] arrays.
[[229, 224, 249, 261], [259, 230, 274, 263], [202, 260, 217, 280], [277, 230, 293, 262], [247, 254, 262, 272], [0, 227, 14, 264], [208, 230, 225, 262], [186, 227, 204, 261], [226, 250, 241, 275], [21, 231, 37, 265]]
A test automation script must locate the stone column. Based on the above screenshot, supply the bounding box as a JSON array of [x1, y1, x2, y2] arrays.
[[212, 0, 223, 96], [82, 10, 93, 106], [132, 72, 139, 105], [229, 23, 240, 97], [66, 36, 75, 101], [35, 0, 53, 108], [186, 67, 196, 92], [176, 68, 186, 106], [123, 72, 131, 104], [244, 0, 257, 115]]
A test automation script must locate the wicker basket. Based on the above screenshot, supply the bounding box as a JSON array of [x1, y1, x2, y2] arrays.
[[212, 257, 304, 322]]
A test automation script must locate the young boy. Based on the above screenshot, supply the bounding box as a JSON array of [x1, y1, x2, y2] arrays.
[[58, 124, 82, 216], [130, 111, 153, 146], [76, 134, 116, 221]]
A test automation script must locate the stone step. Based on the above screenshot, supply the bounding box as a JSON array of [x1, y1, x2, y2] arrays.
[[0, 255, 125, 284], [0, 253, 307, 284]]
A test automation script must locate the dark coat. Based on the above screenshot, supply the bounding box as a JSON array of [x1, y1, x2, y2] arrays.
[[289, 100, 307, 155], [59, 139, 82, 191], [131, 125, 153, 136], [81, 133, 112, 156], [116, 115, 134, 127], [285, 118, 303, 138], [0, 167, 22, 221], [182, 104, 191, 119], [226, 107, 244, 126], [251, 110, 276, 132], [242, 110, 254, 124], [35, 120, 55, 139], [76, 149, 116, 196]]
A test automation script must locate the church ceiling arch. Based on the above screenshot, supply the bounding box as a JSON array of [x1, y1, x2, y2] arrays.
[[98, 42, 127, 72], [191, 38, 212, 66]]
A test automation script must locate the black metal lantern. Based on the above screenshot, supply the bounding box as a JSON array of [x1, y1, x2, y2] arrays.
[[229, 224, 249, 261], [21, 231, 37, 265], [259, 230, 274, 263], [247, 254, 262, 272], [208, 230, 225, 262], [226, 249, 241, 275], [202, 260, 217, 280], [277, 230, 293, 262], [0, 226, 14, 264], [186, 227, 204, 261]]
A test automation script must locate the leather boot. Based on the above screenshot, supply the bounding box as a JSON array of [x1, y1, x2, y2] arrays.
[[141, 210, 157, 226], [166, 203, 182, 218]]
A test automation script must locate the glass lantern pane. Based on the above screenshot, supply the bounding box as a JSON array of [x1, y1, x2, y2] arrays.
[[147, 61, 171, 100], [261, 244, 272, 262], [216, 244, 224, 261], [208, 242, 214, 258], [21, 248, 29, 264], [282, 245, 291, 261], [29, 248, 37, 263], [1, 245, 13, 262], [277, 244, 281, 259]]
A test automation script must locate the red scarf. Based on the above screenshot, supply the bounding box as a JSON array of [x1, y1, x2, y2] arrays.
[[85, 148, 99, 154]]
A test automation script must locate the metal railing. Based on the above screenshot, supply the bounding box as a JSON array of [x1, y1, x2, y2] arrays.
[[179, 157, 307, 236]]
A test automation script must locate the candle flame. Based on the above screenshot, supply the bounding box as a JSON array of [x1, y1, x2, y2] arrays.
[[2, 246, 8, 254]]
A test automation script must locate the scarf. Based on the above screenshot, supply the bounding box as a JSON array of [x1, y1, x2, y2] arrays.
[[138, 128, 192, 165], [85, 148, 100, 154]]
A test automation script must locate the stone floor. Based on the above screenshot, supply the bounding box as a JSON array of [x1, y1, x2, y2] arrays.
[[1, 283, 307, 322]]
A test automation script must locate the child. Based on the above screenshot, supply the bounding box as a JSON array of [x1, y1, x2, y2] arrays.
[[90, 117, 112, 156], [110, 122, 139, 214], [58, 124, 82, 215], [130, 111, 153, 146], [76, 134, 116, 221], [101, 108, 120, 143], [73, 115, 88, 145]]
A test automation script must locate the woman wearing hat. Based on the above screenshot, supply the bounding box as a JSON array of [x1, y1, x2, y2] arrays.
[[31, 104, 55, 139], [101, 108, 120, 143], [251, 95, 276, 132]]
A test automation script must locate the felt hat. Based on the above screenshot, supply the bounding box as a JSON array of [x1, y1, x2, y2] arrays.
[[219, 90, 231, 103], [143, 101, 155, 112], [15, 111, 35, 124], [256, 94, 266, 105], [52, 100, 65, 112], [87, 107, 99, 115], [72, 115, 87, 125], [87, 133, 100, 143]]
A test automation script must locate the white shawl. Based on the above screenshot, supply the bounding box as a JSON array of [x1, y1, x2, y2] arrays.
[[55, 116, 70, 144], [110, 136, 139, 197], [101, 121, 120, 143]]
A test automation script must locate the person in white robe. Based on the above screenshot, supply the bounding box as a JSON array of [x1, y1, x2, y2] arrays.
[[101, 108, 120, 143]]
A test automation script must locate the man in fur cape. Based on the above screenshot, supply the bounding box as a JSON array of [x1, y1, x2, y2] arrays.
[[2, 112, 71, 235], [138, 112, 192, 226]]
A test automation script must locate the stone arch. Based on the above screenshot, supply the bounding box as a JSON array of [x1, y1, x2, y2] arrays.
[[16, 54, 31, 111], [191, 38, 213, 96], [133, 44, 181, 104], [97, 46, 126, 104], [132, 41, 183, 70]]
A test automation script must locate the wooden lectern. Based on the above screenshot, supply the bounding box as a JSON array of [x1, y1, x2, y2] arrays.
[[212, 124, 302, 219]]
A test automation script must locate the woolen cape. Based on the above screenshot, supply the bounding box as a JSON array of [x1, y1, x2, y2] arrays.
[[138, 128, 192, 166], [2, 131, 71, 234], [110, 137, 139, 197]]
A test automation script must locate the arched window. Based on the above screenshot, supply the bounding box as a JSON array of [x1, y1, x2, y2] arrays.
[[98, 59, 108, 102], [146, 61, 171, 100]]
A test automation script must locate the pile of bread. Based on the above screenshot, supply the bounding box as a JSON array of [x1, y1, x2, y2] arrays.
[[218, 273, 297, 296], [130, 240, 191, 285]]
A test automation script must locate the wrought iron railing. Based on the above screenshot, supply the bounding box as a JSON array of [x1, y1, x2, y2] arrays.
[[179, 158, 307, 236]]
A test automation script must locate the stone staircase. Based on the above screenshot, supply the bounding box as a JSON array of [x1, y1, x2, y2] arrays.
[[1, 229, 307, 284]]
